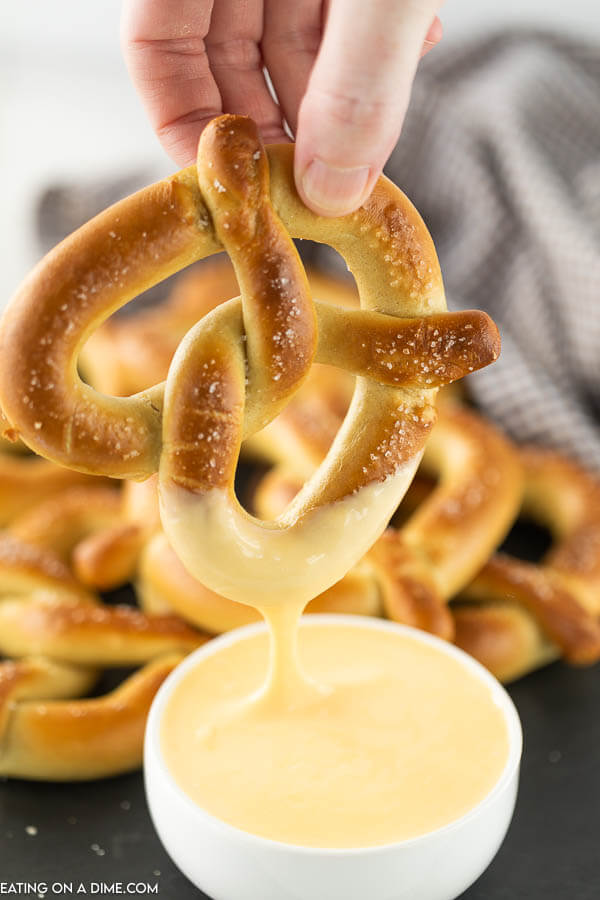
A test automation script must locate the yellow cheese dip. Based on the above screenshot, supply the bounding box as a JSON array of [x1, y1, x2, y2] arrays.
[[161, 620, 509, 848]]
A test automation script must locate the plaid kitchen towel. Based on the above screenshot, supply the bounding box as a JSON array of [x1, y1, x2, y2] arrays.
[[310, 31, 600, 471]]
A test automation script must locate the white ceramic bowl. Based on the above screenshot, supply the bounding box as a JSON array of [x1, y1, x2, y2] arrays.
[[145, 615, 522, 900]]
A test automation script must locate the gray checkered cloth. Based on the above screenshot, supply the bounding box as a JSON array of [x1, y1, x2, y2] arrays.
[[310, 31, 600, 471]]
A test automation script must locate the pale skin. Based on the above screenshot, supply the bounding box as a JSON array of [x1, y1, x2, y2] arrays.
[[121, 0, 443, 217]]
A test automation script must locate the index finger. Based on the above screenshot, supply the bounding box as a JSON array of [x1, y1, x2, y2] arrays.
[[121, 0, 222, 166]]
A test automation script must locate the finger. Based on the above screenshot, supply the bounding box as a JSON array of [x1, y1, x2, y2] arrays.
[[206, 0, 288, 144], [261, 0, 323, 136], [295, 0, 442, 217], [421, 16, 443, 58], [121, 0, 220, 166]]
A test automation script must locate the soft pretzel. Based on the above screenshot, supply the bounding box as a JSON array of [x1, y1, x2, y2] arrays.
[[453, 447, 600, 681], [251, 378, 522, 638], [7, 478, 161, 590], [0, 533, 93, 604], [0, 116, 499, 634], [72, 476, 161, 589], [8, 484, 123, 562], [0, 653, 184, 780], [80, 260, 363, 399], [0, 451, 102, 527], [0, 530, 205, 779], [0, 534, 204, 664], [0, 158, 498, 480]]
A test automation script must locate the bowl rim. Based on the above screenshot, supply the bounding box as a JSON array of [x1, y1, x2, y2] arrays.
[[145, 613, 523, 857]]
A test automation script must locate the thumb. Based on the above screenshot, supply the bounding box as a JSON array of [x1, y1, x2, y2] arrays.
[[294, 1, 442, 217]]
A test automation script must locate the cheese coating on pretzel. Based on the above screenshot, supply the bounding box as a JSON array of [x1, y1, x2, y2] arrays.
[[250, 369, 522, 638]]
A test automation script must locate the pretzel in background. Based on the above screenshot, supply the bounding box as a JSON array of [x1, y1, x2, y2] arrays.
[[454, 447, 600, 681], [0, 532, 204, 780]]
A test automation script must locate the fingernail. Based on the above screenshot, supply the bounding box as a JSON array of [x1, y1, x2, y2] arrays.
[[300, 158, 370, 216]]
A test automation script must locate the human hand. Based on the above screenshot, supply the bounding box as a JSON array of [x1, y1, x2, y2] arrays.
[[122, 0, 442, 217]]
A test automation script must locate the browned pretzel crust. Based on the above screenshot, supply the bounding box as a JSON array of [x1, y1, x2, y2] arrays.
[[7, 478, 161, 590], [0, 534, 204, 664], [73, 476, 161, 589], [0, 654, 183, 780], [9, 484, 123, 562], [454, 447, 600, 681], [0, 529, 206, 779], [0, 452, 102, 526]]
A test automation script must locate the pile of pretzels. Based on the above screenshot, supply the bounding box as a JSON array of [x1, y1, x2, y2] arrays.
[[0, 115, 598, 782]]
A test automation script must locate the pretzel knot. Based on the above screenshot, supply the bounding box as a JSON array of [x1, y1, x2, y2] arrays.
[[0, 115, 500, 608]]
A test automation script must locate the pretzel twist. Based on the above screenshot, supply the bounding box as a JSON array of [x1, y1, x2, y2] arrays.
[[0, 115, 499, 619], [454, 447, 600, 681], [0, 654, 184, 780], [0, 532, 205, 779], [249, 362, 522, 638], [82, 245, 600, 682], [0, 451, 102, 527]]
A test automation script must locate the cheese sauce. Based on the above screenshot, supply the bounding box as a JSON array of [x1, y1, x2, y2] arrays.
[[161, 621, 509, 848]]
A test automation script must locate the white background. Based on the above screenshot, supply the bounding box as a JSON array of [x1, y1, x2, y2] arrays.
[[1, 0, 598, 302]]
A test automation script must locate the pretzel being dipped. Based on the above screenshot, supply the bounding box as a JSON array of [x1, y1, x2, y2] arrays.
[[453, 447, 600, 681], [138, 532, 382, 632], [251, 377, 523, 639], [0, 116, 499, 655]]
